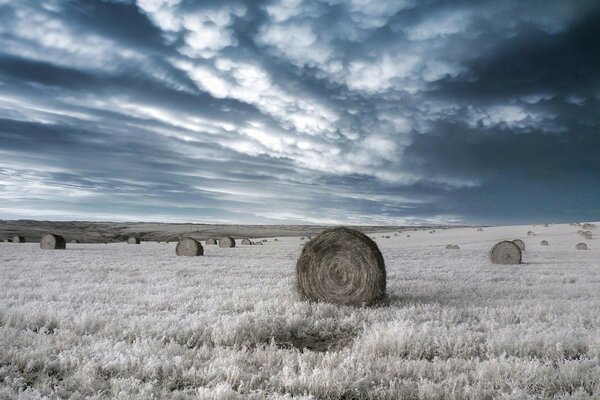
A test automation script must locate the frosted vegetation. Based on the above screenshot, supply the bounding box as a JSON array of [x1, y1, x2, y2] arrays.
[[1, 224, 599, 399]]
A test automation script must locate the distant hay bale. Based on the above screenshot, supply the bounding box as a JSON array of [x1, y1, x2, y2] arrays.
[[579, 231, 593, 239], [241, 238, 252, 245], [40, 234, 66, 250], [70, 240, 79, 244], [582, 223, 597, 230], [3, 239, 12, 243], [490, 241, 522, 265], [301, 237, 305, 240], [296, 227, 386, 307], [406, 234, 411, 238], [206, 238, 217, 245], [127, 236, 140, 244], [394, 233, 398, 236], [274, 238, 278, 241], [176, 238, 204, 256], [544, 224, 549, 227], [477, 228, 484, 232], [262, 239, 268, 242], [576, 243, 588, 250], [540, 240, 549, 246], [527, 231, 536, 237], [254, 241, 263, 245], [512, 239, 526, 251], [12, 236, 25, 243], [219, 236, 236, 248], [446, 244, 460, 249]]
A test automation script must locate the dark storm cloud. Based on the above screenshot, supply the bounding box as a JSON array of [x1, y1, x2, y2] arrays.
[[0, 0, 598, 224]]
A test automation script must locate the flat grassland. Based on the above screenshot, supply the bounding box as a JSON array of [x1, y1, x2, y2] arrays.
[[1, 224, 599, 399]]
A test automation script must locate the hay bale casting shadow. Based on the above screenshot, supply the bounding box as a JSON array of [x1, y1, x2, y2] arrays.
[[127, 236, 140, 244], [176, 238, 204, 256], [219, 236, 236, 248], [296, 227, 386, 307], [241, 238, 252, 245], [576, 243, 588, 250], [40, 234, 66, 250], [206, 238, 217, 245], [512, 239, 525, 251], [490, 241, 522, 265], [12, 236, 25, 243]]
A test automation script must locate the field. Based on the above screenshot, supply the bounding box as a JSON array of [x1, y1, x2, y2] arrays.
[[1, 224, 599, 399]]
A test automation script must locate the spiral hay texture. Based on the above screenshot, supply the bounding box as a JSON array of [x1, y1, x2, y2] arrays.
[[512, 239, 525, 251], [527, 231, 536, 237], [296, 227, 386, 307], [219, 236, 236, 248], [540, 240, 549, 246], [490, 241, 522, 265], [127, 236, 140, 244], [176, 238, 204, 256], [576, 243, 588, 250], [40, 234, 66, 250], [12, 236, 25, 243], [241, 238, 252, 245], [206, 238, 217, 245]]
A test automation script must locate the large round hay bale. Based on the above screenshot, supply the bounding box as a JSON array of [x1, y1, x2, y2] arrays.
[[490, 241, 522, 265], [219, 236, 235, 248], [512, 239, 525, 251], [12, 236, 25, 243], [176, 238, 204, 256], [527, 231, 536, 237], [576, 243, 588, 250], [206, 238, 217, 245], [296, 227, 386, 307], [241, 238, 252, 245], [40, 234, 66, 250], [3, 239, 12, 243], [127, 236, 140, 244], [540, 240, 549, 246]]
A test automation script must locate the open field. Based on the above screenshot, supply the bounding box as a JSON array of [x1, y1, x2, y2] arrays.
[[1, 223, 599, 399]]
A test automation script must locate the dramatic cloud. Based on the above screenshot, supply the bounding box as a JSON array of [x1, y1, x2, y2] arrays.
[[0, 0, 599, 224]]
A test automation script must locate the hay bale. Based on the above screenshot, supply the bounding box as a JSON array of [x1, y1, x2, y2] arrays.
[[512, 239, 525, 251], [582, 223, 596, 230], [274, 238, 278, 242], [254, 241, 263, 245], [576, 243, 588, 250], [40, 234, 66, 250], [219, 236, 236, 248], [301, 237, 305, 240], [490, 241, 522, 265], [296, 227, 386, 307], [477, 228, 484, 232], [527, 231, 536, 237], [70, 239, 79, 244], [3, 239, 12, 243], [540, 240, 549, 246], [127, 236, 140, 244], [241, 238, 252, 245], [12, 236, 25, 243], [206, 238, 217, 245], [176, 238, 204, 256], [262, 239, 268, 242], [445, 244, 459, 249], [579, 231, 593, 239], [544, 224, 549, 227], [406, 234, 411, 238]]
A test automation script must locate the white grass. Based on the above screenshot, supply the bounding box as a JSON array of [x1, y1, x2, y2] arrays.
[[1, 223, 599, 399]]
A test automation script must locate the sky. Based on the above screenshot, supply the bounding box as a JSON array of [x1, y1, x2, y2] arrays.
[[0, 0, 599, 225]]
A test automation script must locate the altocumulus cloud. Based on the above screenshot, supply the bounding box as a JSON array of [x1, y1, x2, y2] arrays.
[[0, 0, 599, 224]]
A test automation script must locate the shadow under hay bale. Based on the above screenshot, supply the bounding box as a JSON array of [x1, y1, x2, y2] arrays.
[[490, 241, 522, 265], [176, 238, 204, 256], [512, 239, 525, 251], [219, 236, 236, 248], [40, 234, 66, 250], [576, 243, 588, 250], [296, 227, 386, 307], [540, 240, 549, 246], [12, 236, 25, 243], [127, 236, 140, 244], [241, 238, 252, 245], [206, 238, 217, 245]]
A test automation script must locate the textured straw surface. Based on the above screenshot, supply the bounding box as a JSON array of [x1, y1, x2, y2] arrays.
[[576, 243, 588, 250], [490, 241, 522, 265], [219, 236, 236, 248], [40, 234, 66, 250], [12, 236, 25, 243], [241, 238, 252, 245], [206, 238, 217, 245], [127, 237, 140, 244], [296, 227, 386, 307], [512, 239, 525, 251], [176, 238, 203, 256]]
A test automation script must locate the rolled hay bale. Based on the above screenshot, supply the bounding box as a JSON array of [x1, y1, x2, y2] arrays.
[[70, 239, 79, 244], [241, 238, 252, 245], [582, 223, 597, 230], [176, 238, 204, 256], [490, 241, 522, 265], [512, 239, 526, 251], [445, 244, 460, 249], [406, 234, 411, 238], [579, 231, 593, 239], [544, 224, 549, 227], [12, 236, 25, 243], [301, 237, 305, 240], [3, 239, 12, 243], [296, 227, 386, 307], [274, 238, 279, 242], [527, 231, 536, 237], [477, 228, 484, 232], [40, 234, 66, 250], [262, 239, 268, 242], [254, 241, 263, 245], [219, 236, 236, 248], [576, 243, 588, 250], [127, 236, 140, 244], [206, 238, 217, 245], [540, 240, 549, 246], [394, 233, 398, 236]]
